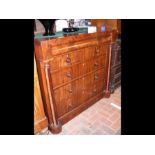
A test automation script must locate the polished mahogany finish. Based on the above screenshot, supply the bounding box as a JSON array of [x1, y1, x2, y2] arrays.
[[34, 57, 48, 134], [34, 31, 117, 134]]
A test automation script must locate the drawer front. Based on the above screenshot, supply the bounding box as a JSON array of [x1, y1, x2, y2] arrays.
[[51, 61, 106, 89], [82, 56, 106, 75], [61, 50, 83, 67], [77, 72, 105, 104], [93, 68, 105, 83], [51, 56, 107, 88], [54, 83, 75, 117], [79, 60, 94, 76], [84, 46, 105, 61], [83, 74, 94, 101], [76, 78, 85, 105], [49, 49, 83, 72], [84, 46, 96, 61], [92, 79, 105, 96], [92, 69, 106, 96], [78, 54, 106, 76], [48, 45, 107, 73], [93, 54, 106, 70], [54, 81, 81, 117], [51, 63, 80, 88]]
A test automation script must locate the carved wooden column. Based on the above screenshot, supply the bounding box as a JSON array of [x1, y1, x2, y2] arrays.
[[44, 63, 62, 134], [104, 33, 113, 98]]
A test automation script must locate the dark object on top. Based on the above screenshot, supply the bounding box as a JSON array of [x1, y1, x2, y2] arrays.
[[38, 19, 56, 36], [63, 27, 79, 33]]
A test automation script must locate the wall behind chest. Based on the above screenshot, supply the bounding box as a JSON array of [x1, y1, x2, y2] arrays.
[[91, 19, 121, 34]]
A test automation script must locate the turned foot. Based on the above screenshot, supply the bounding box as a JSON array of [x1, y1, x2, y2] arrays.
[[48, 121, 62, 134], [104, 90, 111, 98]]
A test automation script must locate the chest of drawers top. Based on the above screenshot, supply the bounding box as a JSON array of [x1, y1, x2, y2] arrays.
[[34, 31, 115, 61]]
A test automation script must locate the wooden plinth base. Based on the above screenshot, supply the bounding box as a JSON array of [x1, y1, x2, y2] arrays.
[[104, 90, 111, 98], [49, 121, 62, 134]]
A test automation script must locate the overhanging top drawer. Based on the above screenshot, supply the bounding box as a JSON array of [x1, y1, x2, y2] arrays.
[[47, 40, 98, 56]]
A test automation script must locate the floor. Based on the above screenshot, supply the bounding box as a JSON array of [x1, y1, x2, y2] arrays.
[[39, 87, 121, 135]]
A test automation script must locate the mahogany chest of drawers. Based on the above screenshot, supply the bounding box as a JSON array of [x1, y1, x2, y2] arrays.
[[34, 31, 116, 134]]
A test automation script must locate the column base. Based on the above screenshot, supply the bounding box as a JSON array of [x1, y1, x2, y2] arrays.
[[48, 121, 62, 134], [104, 90, 111, 98]]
